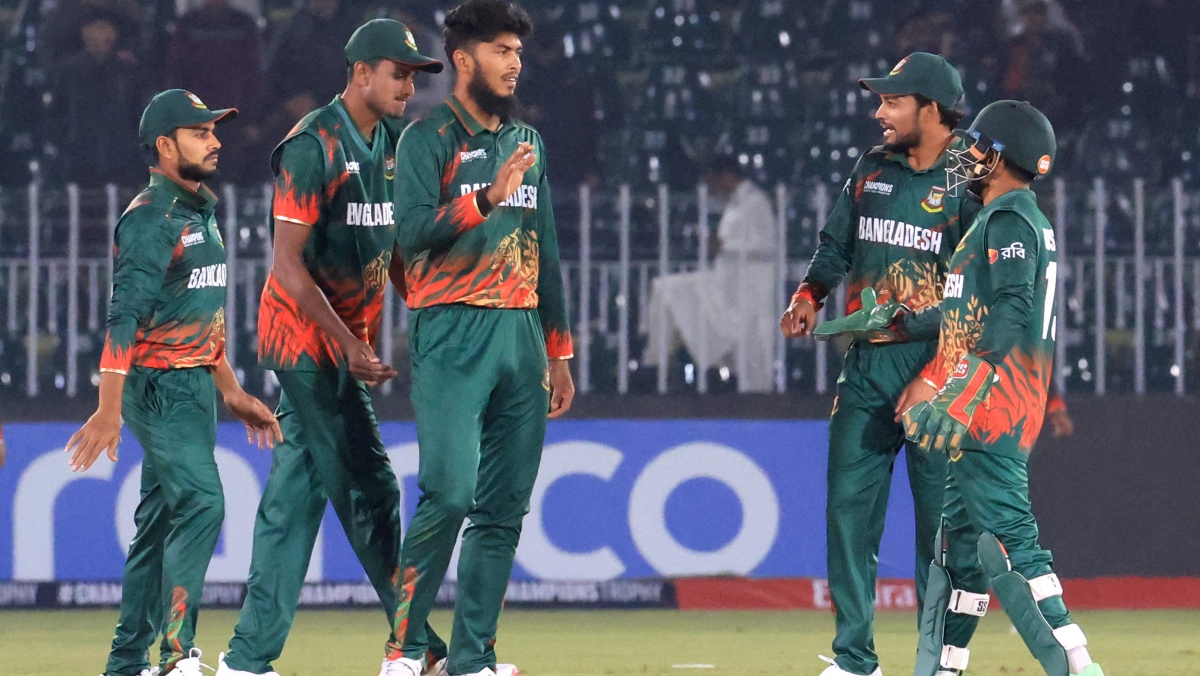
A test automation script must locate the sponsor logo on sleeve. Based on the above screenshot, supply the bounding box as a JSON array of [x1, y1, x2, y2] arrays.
[[999, 242, 1026, 259]]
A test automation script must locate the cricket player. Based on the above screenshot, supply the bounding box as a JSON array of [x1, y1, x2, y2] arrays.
[[215, 19, 447, 676], [902, 100, 1103, 676], [387, 1, 574, 674], [779, 53, 977, 676], [66, 89, 281, 676]]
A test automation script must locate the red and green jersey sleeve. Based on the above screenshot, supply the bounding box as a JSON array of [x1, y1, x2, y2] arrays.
[[395, 98, 573, 359], [101, 172, 227, 374]]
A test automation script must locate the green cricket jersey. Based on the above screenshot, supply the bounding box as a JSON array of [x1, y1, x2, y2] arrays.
[[802, 145, 977, 323], [933, 188, 1058, 459], [100, 168, 227, 375], [393, 96, 573, 359], [258, 96, 406, 371]]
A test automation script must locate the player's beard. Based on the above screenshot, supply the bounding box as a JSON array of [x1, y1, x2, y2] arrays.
[[883, 124, 922, 154], [468, 66, 521, 121], [179, 153, 218, 182]]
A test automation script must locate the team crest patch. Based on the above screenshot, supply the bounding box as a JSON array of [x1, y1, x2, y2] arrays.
[[385, 155, 396, 180], [185, 91, 207, 109], [405, 29, 418, 51], [988, 248, 998, 264], [921, 186, 946, 213], [889, 58, 907, 75]]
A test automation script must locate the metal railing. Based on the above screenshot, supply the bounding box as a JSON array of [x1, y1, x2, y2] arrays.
[[0, 177, 1197, 398]]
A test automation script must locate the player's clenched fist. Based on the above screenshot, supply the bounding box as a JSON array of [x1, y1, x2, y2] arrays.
[[485, 142, 537, 208], [780, 297, 818, 338]]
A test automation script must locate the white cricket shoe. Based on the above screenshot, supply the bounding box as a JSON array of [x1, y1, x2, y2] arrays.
[[164, 649, 214, 676], [378, 656, 424, 676], [818, 654, 882, 676], [214, 652, 279, 676]]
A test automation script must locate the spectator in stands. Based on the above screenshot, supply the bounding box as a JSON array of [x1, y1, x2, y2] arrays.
[[642, 155, 779, 392], [166, 0, 263, 182], [1001, 0, 1086, 130], [265, 0, 359, 117], [45, 11, 147, 186], [518, 17, 599, 189], [40, 0, 148, 65]]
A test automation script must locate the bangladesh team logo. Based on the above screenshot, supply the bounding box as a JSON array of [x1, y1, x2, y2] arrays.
[[889, 57, 907, 75], [405, 29, 418, 51], [921, 186, 946, 213], [385, 155, 396, 180]]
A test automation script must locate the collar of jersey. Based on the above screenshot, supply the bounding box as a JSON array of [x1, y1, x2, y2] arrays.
[[148, 168, 217, 213], [332, 95, 384, 156], [445, 95, 492, 137]]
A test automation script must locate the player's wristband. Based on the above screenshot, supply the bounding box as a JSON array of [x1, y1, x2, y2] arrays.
[[475, 190, 495, 218], [791, 282, 826, 311]]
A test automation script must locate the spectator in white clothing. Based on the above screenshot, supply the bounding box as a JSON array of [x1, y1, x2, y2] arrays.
[[643, 155, 780, 392]]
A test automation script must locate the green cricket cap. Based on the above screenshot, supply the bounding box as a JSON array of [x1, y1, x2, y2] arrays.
[[139, 89, 237, 149], [859, 52, 963, 111], [345, 18, 444, 73]]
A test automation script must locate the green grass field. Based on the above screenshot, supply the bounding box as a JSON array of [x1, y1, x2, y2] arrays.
[[0, 609, 1195, 675]]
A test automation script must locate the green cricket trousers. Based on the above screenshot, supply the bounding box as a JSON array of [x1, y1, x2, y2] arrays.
[[940, 448, 1071, 649], [224, 370, 445, 673], [397, 304, 550, 676], [827, 340, 947, 675], [106, 365, 223, 676]]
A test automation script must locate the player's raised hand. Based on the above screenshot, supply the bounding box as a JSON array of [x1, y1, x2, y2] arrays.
[[344, 338, 398, 387], [485, 142, 537, 208], [66, 409, 122, 472], [225, 391, 283, 449]]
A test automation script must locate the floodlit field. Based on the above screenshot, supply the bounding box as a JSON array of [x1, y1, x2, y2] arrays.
[[0, 608, 1194, 674]]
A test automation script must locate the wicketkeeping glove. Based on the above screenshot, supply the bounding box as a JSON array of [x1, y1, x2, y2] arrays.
[[902, 354, 996, 455], [813, 288, 908, 343]]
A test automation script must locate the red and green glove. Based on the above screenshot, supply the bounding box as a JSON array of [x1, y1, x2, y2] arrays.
[[813, 288, 909, 343], [902, 354, 996, 455]]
